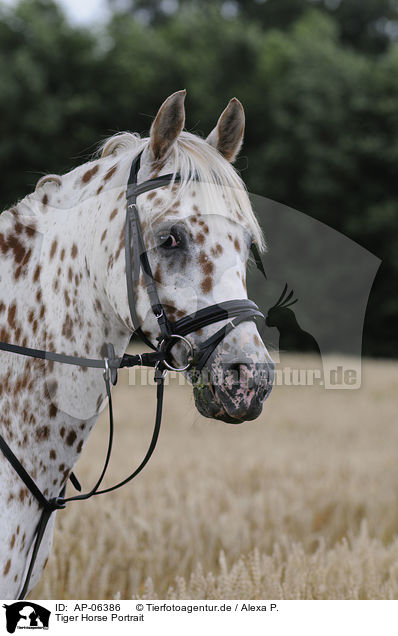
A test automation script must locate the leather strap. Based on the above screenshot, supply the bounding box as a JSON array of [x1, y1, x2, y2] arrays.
[[0, 436, 65, 513], [171, 299, 262, 338], [126, 151, 174, 341], [0, 366, 166, 599]]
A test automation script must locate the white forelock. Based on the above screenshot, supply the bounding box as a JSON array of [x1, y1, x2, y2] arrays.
[[98, 130, 265, 251]]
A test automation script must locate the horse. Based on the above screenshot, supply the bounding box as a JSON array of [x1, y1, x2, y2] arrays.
[[0, 90, 273, 599]]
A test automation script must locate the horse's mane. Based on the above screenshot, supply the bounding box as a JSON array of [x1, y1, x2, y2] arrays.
[[98, 130, 265, 251], [16, 130, 264, 251]]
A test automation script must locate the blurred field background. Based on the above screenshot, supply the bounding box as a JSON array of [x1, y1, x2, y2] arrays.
[[28, 352, 398, 600]]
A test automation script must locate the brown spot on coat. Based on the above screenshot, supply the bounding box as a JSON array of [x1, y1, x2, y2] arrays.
[[154, 264, 162, 285], [19, 488, 28, 503], [104, 165, 117, 181], [109, 208, 118, 221], [3, 559, 11, 576], [49, 404, 57, 418], [66, 430, 77, 447], [211, 243, 223, 257], [25, 225, 36, 237], [71, 244, 78, 258], [62, 314, 73, 339], [199, 251, 214, 276], [36, 425, 50, 441], [234, 238, 241, 252], [82, 164, 99, 183], [7, 304, 16, 329], [0, 233, 26, 263], [201, 277, 213, 294], [50, 240, 58, 260]]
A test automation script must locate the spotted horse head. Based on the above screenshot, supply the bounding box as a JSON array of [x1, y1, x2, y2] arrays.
[[101, 90, 274, 422]]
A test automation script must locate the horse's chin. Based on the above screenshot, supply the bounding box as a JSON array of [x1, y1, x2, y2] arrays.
[[192, 383, 264, 424], [191, 359, 274, 424]]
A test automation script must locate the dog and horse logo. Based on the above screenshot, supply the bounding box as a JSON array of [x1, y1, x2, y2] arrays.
[[2, 602, 50, 633]]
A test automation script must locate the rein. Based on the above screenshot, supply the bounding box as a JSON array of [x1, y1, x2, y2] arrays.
[[0, 149, 269, 599]]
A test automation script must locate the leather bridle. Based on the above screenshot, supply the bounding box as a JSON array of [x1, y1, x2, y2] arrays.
[[0, 148, 272, 599]]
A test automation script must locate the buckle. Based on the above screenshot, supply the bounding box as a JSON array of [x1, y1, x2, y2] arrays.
[[159, 334, 194, 372], [154, 363, 168, 382], [49, 496, 66, 510], [103, 357, 110, 383]]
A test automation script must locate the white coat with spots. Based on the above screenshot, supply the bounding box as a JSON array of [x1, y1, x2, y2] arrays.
[[0, 91, 273, 598]]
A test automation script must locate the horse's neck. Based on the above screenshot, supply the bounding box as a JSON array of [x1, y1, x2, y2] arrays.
[[0, 168, 135, 598], [0, 184, 131, 501]]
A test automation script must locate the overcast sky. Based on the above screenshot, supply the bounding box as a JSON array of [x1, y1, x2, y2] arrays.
[[1, 0, 111, 24]]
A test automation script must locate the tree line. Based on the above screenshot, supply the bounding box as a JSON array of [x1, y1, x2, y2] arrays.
[[0, 0, 396, 356]]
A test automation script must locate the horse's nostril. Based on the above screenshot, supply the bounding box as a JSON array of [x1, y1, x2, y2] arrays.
[[228, 363, 243, 374], [229, 361, 274, 400], [224, 363, 251, 389]]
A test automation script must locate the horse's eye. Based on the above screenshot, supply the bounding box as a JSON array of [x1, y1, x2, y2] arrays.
[[159, 229, 182, 250]]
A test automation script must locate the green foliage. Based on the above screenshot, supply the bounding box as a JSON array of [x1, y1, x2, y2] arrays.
[[0, 0, 396, 355], [109, 0, 398, 54]]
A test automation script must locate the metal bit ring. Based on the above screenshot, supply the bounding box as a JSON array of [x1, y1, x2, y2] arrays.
[[159, 334, 194, 372]]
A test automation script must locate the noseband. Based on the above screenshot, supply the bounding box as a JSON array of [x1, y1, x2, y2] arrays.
[[0, 149, 271, 598]]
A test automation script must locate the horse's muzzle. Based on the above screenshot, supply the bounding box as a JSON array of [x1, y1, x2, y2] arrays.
[[193, 360, 274, 424]]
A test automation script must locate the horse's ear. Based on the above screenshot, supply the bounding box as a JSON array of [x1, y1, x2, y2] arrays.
[[206, 98, 245, 163], [149, 90, 186, 162]]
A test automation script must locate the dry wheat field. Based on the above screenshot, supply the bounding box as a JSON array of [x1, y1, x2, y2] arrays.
[[29, 352, 398, 600]]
